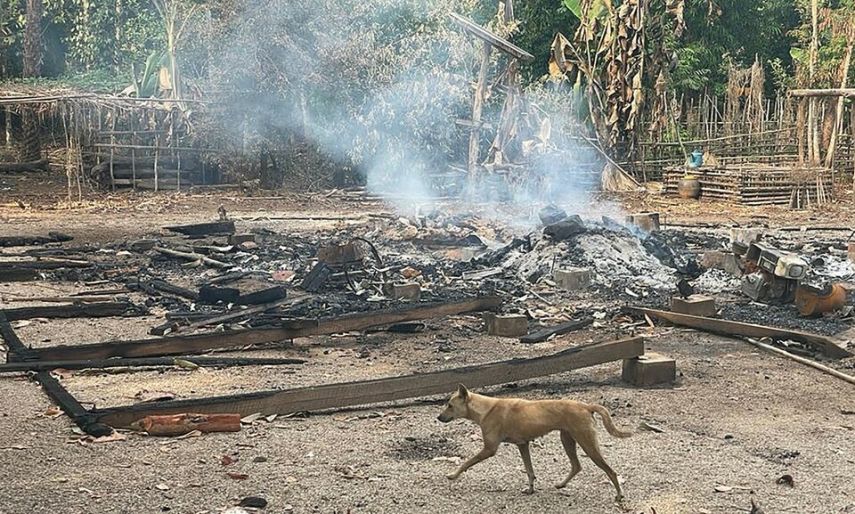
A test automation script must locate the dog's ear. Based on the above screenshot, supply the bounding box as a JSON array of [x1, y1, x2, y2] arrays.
[[457, 384, 469, 399]]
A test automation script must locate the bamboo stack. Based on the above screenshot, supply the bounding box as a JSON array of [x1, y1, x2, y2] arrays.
[[663, 161, 833, 207]]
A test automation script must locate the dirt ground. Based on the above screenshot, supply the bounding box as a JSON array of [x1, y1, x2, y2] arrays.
[[1, 174, 854, 514]]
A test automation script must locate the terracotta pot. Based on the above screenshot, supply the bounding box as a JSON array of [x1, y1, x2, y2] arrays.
[[677, 176, 701, 199]]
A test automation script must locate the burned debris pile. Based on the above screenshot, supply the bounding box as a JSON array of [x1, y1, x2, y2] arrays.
[[1, 202, 854, 439]]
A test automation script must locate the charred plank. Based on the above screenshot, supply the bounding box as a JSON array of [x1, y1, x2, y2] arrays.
[[519, 317, 594, 344], [0, 232, 72, 248], [20, 296, 503, 361], [164, 221, 236, 236], [2, 301, 138, 321], [630, 307, 852, 358], [0, 356, 306, 373], [93, 337, 644, 428]]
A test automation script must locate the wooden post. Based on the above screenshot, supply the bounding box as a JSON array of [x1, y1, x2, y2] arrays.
[[797, 98, 806, 164], [825, 40, 853, 168], [468, 41, 492, 177], [108, 111, 116, 191], [3, 106, 10, 148], [154, 133, 160, 192]]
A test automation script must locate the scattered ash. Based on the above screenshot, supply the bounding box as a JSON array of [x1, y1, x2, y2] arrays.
[[388, 434, 462, 461], [693, 269, 742, 295], [754, 448, 801, 466], [718, 303, 850, 336]]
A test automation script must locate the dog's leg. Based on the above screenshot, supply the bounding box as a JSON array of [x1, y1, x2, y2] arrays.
[[446, 442, 498, 481], [577, 432, 623, 501], [516, 443, 536, 494], [555, 430, 582, 489]]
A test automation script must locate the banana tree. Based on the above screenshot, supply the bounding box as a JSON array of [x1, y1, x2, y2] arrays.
[[151, 0, 200, 101], [553, 0, 685, 163], [131, 50, 168, 98], [552, 0, 645, 161]]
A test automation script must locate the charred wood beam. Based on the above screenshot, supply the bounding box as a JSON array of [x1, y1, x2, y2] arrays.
[[179, 295, 301, 332], [143, 279, 199, 301], [16, 296, 503, 362], [0, 259, 91, 270], [164, 221, 235, 236], [0, 232, 72, 248], [519, 317, 594, 344], [0, 356, 306, 373], [1, 301, 137, 321], [0, 268, 38, 282], [0, 312, 111, 436], [153, 246, 231, 269], [93, 336, 644, 428], [0, 159, 48, 172], [629, 307, 852, 359]]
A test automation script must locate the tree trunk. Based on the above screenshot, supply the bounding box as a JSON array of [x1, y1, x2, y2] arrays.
[[825, 38, 854, 168], [21, 0, 43, 162], [23, 0, 42, 77], [467, 42, 492, 177], [807, 0, 818, 164]]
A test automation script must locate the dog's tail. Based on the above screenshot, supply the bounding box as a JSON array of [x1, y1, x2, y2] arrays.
[[589, 404, 632, 438]]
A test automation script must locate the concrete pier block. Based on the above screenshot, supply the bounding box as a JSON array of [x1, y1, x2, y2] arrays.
[[483, 313, 528, 337], [622, 352, 676, 386], [671, 294, 717, 317]]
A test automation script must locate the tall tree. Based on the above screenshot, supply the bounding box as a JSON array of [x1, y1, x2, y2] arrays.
[[22, 0, 42, 76], [21, 0, 43, 162]]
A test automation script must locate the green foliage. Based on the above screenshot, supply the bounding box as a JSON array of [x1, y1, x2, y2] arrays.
[[515, 0, 577, 80], [131, 49, 167, 97], [0, 0, 163, 78], [676, 0, 800, 94], [562, 0, 606, 20]]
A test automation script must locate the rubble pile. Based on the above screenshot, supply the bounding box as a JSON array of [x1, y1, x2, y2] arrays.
[[11, 206, 854, 337]]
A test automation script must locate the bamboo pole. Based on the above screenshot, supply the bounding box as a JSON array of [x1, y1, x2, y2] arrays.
[[746, 338, 855, 385], [825, 39, 854, 168], [468, 41, 492, 177]]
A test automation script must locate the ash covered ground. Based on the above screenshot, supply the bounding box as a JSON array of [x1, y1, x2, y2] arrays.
[[1, 192, 854, 514]]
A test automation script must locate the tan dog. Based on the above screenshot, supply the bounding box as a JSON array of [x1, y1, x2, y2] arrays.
[[437, 385, 631, 500]]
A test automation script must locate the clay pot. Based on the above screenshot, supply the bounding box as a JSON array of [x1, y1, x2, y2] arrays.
[[677, 176, 701, 199]]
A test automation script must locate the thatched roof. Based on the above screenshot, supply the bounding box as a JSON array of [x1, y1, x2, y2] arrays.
[[0, 82, 200, 111]]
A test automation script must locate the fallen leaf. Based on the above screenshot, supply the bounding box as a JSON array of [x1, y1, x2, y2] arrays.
[[714, 485, 733, 493], [51, 368, 74, 380], [221, 455, 236, 466], [173, 359, 199, 370], [238, 496, 268, 509], [155, 483, 170, 491], [43, 406, 62, 418], [431, 456, 462, 465], [240, 413, 263, 424], [134, 390, 176, 403], [640, 421, 664, 433], [776, 474, 795, 487], [86, 432, 127, 444], [226, 472, 249, 480], [334, 465, 357, 479], [176, 430, 203, 440]]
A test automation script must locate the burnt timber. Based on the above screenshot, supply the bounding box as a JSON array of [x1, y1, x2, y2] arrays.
[[93, 337, 645, 428], [630, 307, 852, 358], [10, 296, 503, 361], [0, 312, 111, 436]]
